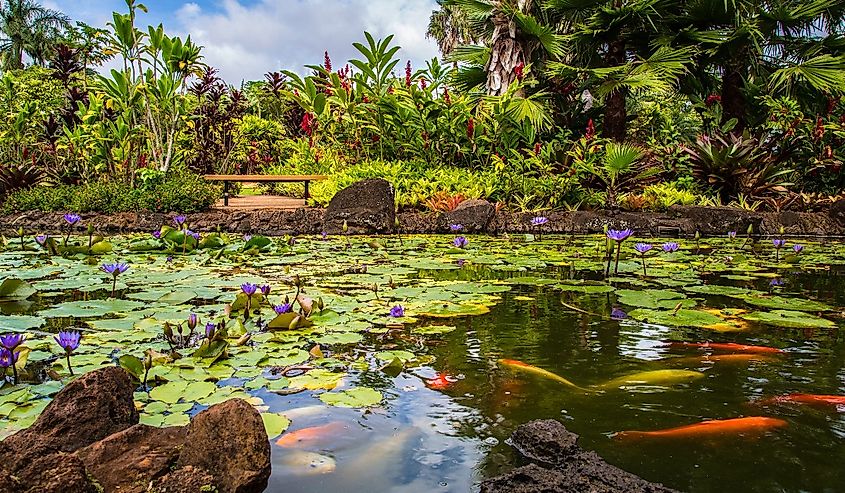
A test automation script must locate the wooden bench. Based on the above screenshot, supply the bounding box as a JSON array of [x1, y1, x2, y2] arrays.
[[204, 175, 328, 206]]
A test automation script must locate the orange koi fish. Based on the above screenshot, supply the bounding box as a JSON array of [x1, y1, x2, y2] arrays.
[[276, 421, 349, 448], [667, 341, 785, 354], [498, 359, 589, 391], [614, 417, 787, 440], [755, 394, 845, 408], [668, 354, 777, 365]]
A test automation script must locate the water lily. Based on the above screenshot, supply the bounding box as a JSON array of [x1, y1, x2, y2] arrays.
[[450, 224, 464, 232], [274, 303, 293, 314], [606, 229, 634, 275], [205, 323, 216, 339], [152, 231, 161, 240], [185, 229, 200, 241], [173, 215, 187, 228], [453, 236, 468, 249], [390, 305, 405, 318], [1, 333, 25, 384], [662, 242, 680, 253], [532, 216, 549, 227], [63, 213, 81, 226], [611, 308, 627, 320], [773, 239, 786, 261], [793, 244, 804, 254], [0, 348, 19, 383], [241, 283, 258, 296], [54, 330, 81, 376], [243, 234, 253, 242], [634, 243, 652, 275], [260, 285, 271, 296], [101, 262, 129, 298], [35, 234, 48, 246], [770, 279, 784, 288], [728, 231, 737, 239], [187, 313, 198, 333]]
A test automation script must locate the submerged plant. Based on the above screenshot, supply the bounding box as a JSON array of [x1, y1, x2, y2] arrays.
[[606, 229, 633, 276], [634, 243, 652, 275], [100, 262, 129, 298], [0, 333, 25, 384], [55, 330, 81, 376]]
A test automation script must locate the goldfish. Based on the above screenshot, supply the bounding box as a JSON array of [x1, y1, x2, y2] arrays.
[[598, 369, 705, 389], [614, 416, 788, 440], [276, 421, 349, 448], [668, 341, 784, 354], [754, 394, 845, 408], [278, 450, 336, 475], [498, 359, 589, 391]]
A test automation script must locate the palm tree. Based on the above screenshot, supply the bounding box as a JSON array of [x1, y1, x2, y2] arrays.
[[0, 0, 69, 71], [427, 0, 478, 56]]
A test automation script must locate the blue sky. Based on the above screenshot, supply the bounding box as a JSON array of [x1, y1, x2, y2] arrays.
[[45, 0, 440, 83]]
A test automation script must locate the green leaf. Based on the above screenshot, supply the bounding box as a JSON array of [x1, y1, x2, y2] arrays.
[[319, 387, 382, 408], [261, 412, 291, 439]]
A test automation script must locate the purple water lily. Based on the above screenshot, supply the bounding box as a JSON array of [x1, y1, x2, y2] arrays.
[[450, 224, 464, 232], [243, 234, 253, 242], [662, 242, 680, 253], [0, 348, 19, 384], [531, 216, 549, 227], [453, 236, 468, 249], [634, 243, 652, 254], [321, 231, 328, 240], [186, 229, 200, 241], [390, 305, 405, 318], [173, 215, 187, 227], [152, 231, 162, 240], [0, 333, 25, 351], [205, 323, 216, 339], [187, 313, 198, 332], [63, 213, 81, 226], [101, 262, 129, 298], [610, 308, 627, 320], [607, 229, 633, 242], [35, 234, 48, 246], [274, 303, 293, 314], [728, 231, 737, 239], [55, 330, 81, 376], [260, 285, 271, 296], [100, 262, 129, 276], [166, 256, 173, 263], [770, 279, 785, 287], [772, 238, 786, 261], [793, 244, 804, 254]]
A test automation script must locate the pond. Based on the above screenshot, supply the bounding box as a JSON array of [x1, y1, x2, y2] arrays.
[[0, 230, 844, 493]]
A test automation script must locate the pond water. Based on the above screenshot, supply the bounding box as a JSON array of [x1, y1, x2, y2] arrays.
[[1, 232, 844, 493]]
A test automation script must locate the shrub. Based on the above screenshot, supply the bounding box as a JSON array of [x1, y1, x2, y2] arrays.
[[1, 171, 220, 214]]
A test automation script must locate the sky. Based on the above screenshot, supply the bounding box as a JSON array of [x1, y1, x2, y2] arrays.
[[44, 0, 442, 84]]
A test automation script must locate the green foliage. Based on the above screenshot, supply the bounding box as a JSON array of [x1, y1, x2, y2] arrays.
[[2, 170, 219, 213]]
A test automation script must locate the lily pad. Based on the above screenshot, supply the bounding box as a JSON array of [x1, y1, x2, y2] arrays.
[[319, 387, 383, 408]]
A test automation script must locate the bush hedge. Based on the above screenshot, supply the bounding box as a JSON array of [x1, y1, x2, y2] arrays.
[[1, 171, 220, 214]]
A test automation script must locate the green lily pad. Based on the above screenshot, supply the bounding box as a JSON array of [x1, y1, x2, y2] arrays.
[[742, 310, 836, 329], [319, 387, 383, 408], [261, 412, 291, 438]]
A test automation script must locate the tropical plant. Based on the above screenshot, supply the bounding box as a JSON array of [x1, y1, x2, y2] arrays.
[[0, 0, 69, 71], [574, 140, 657, 208]]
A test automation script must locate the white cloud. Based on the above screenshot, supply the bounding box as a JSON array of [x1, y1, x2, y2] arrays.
[[172, 0, 441, 83]]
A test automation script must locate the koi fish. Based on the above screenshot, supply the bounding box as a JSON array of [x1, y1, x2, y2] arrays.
[[668, 341, 785, 354], [279, 405, 333, 421], [498, 359, 589, 391], [598, 369, 705, 389], [754, 394, 845, 408], [276, 421, 349, 448], [615, 417, 788, 440], [668, 354, 777, 365], [278, 450, 336, 475]]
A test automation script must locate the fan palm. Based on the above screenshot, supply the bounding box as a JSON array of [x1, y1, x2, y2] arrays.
[[0, 0, 69, 71]]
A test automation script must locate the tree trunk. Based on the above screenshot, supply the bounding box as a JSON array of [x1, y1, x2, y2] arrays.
[[721, 60, 746, 133], [485, 11, 525, 96], [602, 39, 627, 142]]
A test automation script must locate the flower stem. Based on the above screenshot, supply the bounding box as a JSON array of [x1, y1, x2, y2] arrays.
[[66, 353, 73, 376], [11, 360, 18, 385], [641, 254, 647, 276], [111, 276, 117, 298], [614, 243, 622, 275]]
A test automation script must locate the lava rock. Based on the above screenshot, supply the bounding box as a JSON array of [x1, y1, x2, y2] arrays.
[[669, 205, 762, 236], [177, 398, 271, 493], [5, 366, 138, 454], [148, 465, 217, 493], [481, 420, 677, 493], [0, 445, 98, 493], [323, 179, 395, 234], [438, 199, 495, 233], [77, 424, 187, 493]]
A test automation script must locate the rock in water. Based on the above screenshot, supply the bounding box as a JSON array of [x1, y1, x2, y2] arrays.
[[76, 424, 187, 493], [324, 179, 395, 234], [439, 199, 495, 233], [480, 420, 677, 493], [177, 398, 271, 493], [5, 366, 138, 454]]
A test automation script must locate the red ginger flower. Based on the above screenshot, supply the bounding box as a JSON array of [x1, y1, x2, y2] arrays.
[[585, 119, 595, 141], [324, 51, 332, 72], [405, 61, 412, 87]]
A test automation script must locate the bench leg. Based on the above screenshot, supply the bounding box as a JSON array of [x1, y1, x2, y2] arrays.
[[223, 181, 230, 207], [304, 181, 310, 201]]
